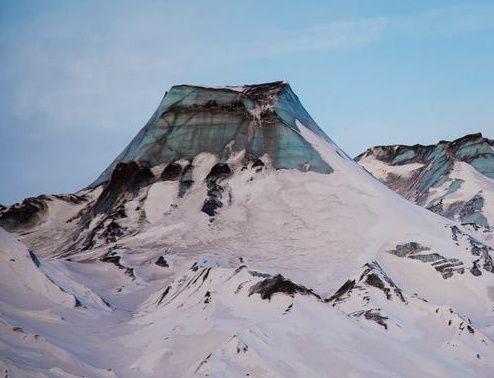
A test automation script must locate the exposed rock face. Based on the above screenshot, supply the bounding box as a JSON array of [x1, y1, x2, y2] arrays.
[[90, 82, 333, 188], [327, 261, 406, 305], [155, 256, 169, 268], [201, 163, 232, 217], [0, 197, 49, 230], [178, 162, 194, 198], [248, 274, 320, 300], [93, 161, 154, 215], [450, 225, 494, 274], [161, 162, 183, 181], [51, 161, 155, 252], [356, 133, 494, 228], [387, 229, 494, 279], [0, 193, 90, 233], [388, 242, 465, 279]]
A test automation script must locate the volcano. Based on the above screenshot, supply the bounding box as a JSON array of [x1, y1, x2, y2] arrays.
[[91, 81, 335, 188], [1, 83, 494, 377]]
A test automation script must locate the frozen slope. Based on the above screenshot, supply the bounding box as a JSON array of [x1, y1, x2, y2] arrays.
[[1, 83, 494, 377], [2, 226, 494, 377], [0, 229, 116, 377]]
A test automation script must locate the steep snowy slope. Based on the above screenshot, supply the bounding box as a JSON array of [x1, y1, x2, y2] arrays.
[[0, 229, 116, 377], [1, 83, 494, 377], [356, 133, 494, 230]]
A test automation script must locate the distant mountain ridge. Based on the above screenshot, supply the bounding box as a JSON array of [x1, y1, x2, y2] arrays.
[[356, 133, 494, 229]]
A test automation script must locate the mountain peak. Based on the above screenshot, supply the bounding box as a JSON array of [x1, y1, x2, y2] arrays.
[[438, 132, 487, 146], [169, 80, 288, 105], [357, 133, 492, 162], [91, 81, 333, 187]]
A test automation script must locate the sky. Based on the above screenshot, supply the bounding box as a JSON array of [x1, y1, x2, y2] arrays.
[[1, 0, 493, 205]]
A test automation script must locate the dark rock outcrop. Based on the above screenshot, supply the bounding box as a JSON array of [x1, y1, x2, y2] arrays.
[[388, 242, 465, 279], [201, 163, 232, 217], [155, 256, 169, 268], [93, 162, 154, 215], [0, 196, 50, 231], [178, 162, 194, 198], [249, 274, 320, 301], [28, 250, 41, 268], [327, 261, 406, 304], [161, 162, 183, 181], [351, 309, 389, 330], [450, 226, 494, 274]]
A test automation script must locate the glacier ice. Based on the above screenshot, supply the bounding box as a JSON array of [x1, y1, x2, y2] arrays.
[[91, 82, 333, 187]]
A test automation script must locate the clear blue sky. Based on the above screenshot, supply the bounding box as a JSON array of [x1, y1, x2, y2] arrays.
[[1, 1, 493, 205]]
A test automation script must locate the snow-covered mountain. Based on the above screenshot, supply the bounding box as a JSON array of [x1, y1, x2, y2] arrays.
[[1, 82, 494, 377], [356, 134, 494, 233]]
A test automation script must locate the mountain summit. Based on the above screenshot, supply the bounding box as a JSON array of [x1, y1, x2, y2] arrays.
[[1, 83, 494, 377], [92, 81, 334, 187]]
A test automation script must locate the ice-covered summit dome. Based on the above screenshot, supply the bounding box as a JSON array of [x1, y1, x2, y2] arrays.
[[91, 81, 334, 187]]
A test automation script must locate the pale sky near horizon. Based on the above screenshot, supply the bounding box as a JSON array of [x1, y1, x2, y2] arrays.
[[1, 0, 493, 204]]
